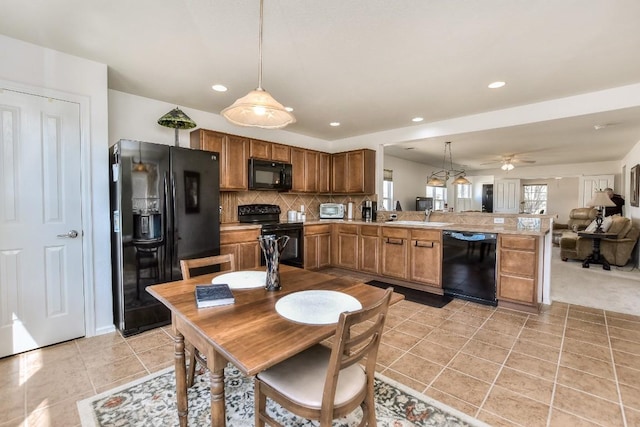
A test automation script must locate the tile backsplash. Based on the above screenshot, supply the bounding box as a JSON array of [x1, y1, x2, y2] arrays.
[[220, 191, 377, 223]]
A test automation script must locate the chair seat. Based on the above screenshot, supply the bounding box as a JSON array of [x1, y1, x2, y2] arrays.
[[257, 344, 366, 409]]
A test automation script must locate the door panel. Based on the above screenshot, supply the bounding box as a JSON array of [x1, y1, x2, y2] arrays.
[[494, 179, 520, 213], [0, 89, 84, 357], [579, 175, 614, 207]]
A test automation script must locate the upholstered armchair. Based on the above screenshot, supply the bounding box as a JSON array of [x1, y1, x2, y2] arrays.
[[560, 215, 639, 267], [554, 207, 598, 232]]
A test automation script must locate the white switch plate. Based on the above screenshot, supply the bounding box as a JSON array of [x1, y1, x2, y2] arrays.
[[493, 217, 505, 224]]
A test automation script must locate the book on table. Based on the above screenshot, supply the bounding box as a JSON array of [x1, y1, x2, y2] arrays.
[[195, 283, 235, 308]]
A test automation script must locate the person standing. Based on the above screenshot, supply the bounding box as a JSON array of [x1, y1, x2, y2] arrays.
[[604, 187, 624, 216]]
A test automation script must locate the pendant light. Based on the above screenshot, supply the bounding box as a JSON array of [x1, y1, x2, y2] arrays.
[[426, 141, 470, 186], [221, 0, 296, 129]]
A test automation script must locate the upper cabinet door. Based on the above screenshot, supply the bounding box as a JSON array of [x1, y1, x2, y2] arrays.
[[331, 152, 348, 193], [249, 139, 271, 160], [191, 129, 248, 191], [331, 149, 375, 194], [224, 135, 248, 190], [271, 143, 291, 162]]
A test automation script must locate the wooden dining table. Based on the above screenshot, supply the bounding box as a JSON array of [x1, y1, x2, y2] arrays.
[[146, 265, 404, 427]]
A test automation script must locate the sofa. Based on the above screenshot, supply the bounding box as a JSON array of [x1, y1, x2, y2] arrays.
[[560, 215, 639, 267]]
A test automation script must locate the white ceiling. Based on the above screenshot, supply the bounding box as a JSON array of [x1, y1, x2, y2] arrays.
[[2, 0, 640, 168]]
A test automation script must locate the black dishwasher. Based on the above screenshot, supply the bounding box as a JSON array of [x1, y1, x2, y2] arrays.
[[442, 230, 498, 306]]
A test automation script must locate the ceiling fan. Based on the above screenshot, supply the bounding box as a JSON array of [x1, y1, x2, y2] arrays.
[[481, 155, 536, 170]]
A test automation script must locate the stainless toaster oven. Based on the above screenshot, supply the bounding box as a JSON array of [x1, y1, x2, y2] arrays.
[[319, 203, 345, 219]]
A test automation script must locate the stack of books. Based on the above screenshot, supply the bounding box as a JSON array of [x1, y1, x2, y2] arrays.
[[195, 283, 235, 308]]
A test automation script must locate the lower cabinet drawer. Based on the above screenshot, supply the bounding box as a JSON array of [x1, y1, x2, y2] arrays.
[[498, 274, 536, 304]]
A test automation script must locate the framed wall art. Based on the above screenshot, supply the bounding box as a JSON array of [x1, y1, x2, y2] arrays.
[[631, 164, 639, 207]]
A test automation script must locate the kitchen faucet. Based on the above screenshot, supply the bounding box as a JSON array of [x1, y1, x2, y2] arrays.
[[424, 209, 433, 222]]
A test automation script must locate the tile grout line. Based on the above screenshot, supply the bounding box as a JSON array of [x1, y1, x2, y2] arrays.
[[605, 310, 629, 427], [544, 303, 569, 427], [72, 339, 100, 397], [473, 310, 530, 421]]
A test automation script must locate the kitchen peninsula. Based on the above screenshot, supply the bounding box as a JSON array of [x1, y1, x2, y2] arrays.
[[223, 211, 553, 313]]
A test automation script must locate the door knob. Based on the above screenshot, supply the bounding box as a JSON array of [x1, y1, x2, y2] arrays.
[[57, 230, 79, 238]]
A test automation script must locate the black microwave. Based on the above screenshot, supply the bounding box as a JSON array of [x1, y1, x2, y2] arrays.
[[248, 158, 293, 191]]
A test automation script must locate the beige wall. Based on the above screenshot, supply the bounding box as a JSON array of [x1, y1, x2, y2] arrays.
[[383, 155, 435, 212]]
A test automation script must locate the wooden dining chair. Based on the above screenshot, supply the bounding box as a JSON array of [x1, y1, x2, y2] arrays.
[[254, 287, 393, 427], [179, 253, 236, 279], [179, 253, 236, 386]]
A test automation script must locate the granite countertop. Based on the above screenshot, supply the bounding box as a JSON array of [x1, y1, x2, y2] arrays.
[[303, 219, 550, 236]]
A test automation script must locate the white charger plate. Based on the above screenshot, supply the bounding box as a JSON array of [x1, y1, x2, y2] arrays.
[[211, 271, 266, 289], [275, 290, 362, 325]]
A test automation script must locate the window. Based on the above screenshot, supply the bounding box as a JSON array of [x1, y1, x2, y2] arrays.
[[522, 184, 547, 214], [382, 169, 394, 211], [455, 183, 472, 212], [426, 186, 447, 211]]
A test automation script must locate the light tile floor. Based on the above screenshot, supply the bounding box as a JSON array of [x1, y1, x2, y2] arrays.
[[1, 278, 639, 426]]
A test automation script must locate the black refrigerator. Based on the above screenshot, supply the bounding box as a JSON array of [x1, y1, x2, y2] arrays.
[[109, 139, 220, 336]]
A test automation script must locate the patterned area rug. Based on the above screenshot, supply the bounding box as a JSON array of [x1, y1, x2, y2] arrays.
[[78, 364, 488, 427]]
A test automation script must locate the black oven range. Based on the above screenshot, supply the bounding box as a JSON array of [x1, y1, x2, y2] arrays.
[[238, 204, 304, 268]]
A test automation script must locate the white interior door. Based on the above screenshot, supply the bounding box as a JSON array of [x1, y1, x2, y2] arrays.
[[494, 178, 520, 213], [579, 175, 614, 207], [0, 89, 85, 357]]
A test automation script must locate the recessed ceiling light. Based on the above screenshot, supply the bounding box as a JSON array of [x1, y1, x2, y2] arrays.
[[284, 107, 294, 112], [330, 122, 340, 127], [411, 117, 424, 122], [488, 81, 506, 89], [211, 84, 228, 92]]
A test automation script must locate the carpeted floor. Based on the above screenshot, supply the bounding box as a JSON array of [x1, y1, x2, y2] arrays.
[[550, 246, 640, 315], [366, 280, 452, 308], [77, 364, 488, 427]]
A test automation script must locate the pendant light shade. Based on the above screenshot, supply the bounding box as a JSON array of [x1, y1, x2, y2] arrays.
[[221, 89, 295, 129], [221, 0, 295, 129], [452, 174, 471, 185], [426, 176, 446, 187]]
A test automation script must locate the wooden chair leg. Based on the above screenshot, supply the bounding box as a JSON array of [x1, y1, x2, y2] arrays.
[[364, 390, 376, 426], [186, 344, 197, 387], [254, 378, 266, 427]]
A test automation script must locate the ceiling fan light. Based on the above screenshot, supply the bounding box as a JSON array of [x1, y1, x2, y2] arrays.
[[501, 162, 514, 171], [221, 89, 296, 129]]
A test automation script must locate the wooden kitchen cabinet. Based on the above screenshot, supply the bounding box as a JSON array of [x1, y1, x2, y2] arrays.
[[331, 223, 358, 270], [359, 225, 380, 274], [331, 149, 375, 194], [249, 139, 271, 160], [380, 227, 409, 279], [291, 147, 319, 193], [220, 228, 261, 270], [191, 129, 248, 190], [271, 143, 291, 162], [249, 139, 292, 163], [304, 224, 331, 270], [318, 152, 331, 193], [497, 235, 538, 310], [409, 229, 441, 288]]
